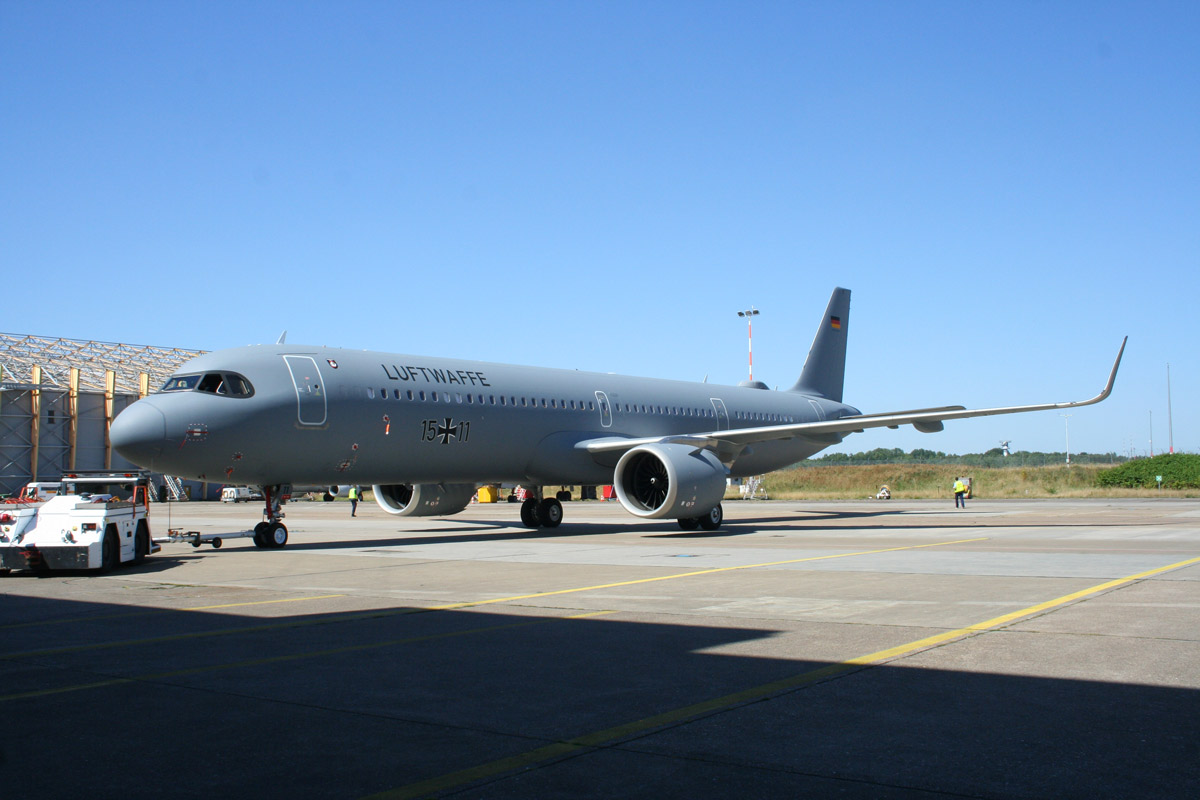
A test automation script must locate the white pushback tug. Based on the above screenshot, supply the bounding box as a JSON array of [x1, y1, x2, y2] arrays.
[[0, 470, 158, 573]]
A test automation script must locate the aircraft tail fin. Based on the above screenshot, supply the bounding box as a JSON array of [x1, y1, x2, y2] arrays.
[[789, 287, 850, 401]]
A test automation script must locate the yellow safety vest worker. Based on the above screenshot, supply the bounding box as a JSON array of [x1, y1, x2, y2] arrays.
[[953, 480, 965, 494]]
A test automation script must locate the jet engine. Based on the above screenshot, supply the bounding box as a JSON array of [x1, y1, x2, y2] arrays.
[[613, 443, 727, 519], [372, 483, 476, 517]]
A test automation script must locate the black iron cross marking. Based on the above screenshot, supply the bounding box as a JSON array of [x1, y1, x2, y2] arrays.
[[423, 418, 470, 444], [436, 418, 457, 444]]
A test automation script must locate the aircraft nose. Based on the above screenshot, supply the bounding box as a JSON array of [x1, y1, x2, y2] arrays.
[[111, 401, 167, 467]]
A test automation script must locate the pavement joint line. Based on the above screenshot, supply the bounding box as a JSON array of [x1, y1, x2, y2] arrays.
[[416, 537, 990, 612], [1, 537, 984, 661], [362, 553, 1200, 800], [0, 609, 615, 703]]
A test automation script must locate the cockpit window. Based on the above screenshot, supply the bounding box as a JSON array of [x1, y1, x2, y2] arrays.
[[197, 373, 226, 394], [160, 374, 201, 392], [158, 372, 254, 398]]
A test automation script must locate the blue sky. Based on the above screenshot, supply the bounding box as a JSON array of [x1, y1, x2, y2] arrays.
[[3, 1, 1196, 457]]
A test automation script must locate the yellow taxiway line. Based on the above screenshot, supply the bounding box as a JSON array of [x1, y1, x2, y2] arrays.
[[364, 554, 1200, 800], [1, 537, 985, 660]]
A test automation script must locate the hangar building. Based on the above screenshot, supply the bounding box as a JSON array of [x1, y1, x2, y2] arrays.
[[0, 333, 206, 497]]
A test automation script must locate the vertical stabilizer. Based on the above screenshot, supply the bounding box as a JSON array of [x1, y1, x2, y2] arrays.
[[789, 287, 850, 401]]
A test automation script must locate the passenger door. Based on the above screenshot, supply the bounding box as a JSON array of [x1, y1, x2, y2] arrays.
[[283, 356, 327, 426]]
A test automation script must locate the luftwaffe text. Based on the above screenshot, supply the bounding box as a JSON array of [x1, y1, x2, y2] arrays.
[[382, 364, 491, 387]]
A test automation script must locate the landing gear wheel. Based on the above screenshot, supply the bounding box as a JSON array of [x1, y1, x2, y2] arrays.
[[264, 522, 288, 549], [555, 490, 572, 502], [677, 517, 700, 531], [520, 498, 541, 528], [538, 498, 563, 528], [698, 504, 724, 531], [253, 521, 270, 548]]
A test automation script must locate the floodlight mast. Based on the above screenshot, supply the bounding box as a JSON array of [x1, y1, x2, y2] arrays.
[[1167, 363, 1174, 454], [737, 307, 759, 382]]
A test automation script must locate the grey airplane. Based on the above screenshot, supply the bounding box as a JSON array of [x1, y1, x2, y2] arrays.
[[111, 288, 1126, 548]]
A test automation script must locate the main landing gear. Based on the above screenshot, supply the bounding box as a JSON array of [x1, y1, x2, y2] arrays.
[[518, 487, 563, 530], [676, 504, 723, 532], [252, 485, 288, 549]]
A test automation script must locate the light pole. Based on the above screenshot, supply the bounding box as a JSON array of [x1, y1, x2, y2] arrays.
[[737, 307, 760, 382], [1060, 414, 1072, 466], [1167, 363, 1174, 454]]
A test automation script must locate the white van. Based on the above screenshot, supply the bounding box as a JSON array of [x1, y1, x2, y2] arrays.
[[220, 486, 263, 503]]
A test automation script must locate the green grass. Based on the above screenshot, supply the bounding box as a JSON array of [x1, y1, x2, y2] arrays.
[[746, 463, 1199, 500]]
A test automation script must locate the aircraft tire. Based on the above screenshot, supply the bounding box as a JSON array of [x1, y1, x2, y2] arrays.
[[539, 498, 563, 528], [697, 504, 723, 531], [677, 517, 700, 531], [264, 522, 288, 549], [253, 521, 270, 548], [519, 498, 541, 528]]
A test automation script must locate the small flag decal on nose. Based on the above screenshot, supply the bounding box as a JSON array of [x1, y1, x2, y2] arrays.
[[830, 316, 842, 330]]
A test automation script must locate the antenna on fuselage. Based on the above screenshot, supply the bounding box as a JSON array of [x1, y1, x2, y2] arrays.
[[276, 331, 287, 345]]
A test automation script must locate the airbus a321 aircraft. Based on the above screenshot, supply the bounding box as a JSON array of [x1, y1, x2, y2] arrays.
[[111, 288, 1126, 548]]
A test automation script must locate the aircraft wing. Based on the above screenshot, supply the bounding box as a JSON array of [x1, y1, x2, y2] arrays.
[[581, 337, 1126, 457]]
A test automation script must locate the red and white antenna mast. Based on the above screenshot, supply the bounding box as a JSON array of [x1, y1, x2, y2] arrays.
[[737, 306, 760, 381]]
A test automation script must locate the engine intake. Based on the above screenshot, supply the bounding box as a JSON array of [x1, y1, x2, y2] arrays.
[[373, 483, 476, 517], [614, 443, 727, 519]]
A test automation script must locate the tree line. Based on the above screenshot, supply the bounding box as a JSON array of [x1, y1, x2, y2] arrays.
[[804, 448, 1126, 468]]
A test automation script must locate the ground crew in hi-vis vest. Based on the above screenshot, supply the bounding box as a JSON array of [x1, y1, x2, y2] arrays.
[[953, 478, 967, 509]]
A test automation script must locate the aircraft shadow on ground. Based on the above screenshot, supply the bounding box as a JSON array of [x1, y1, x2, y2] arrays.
[[2, 591, 1196, 799]]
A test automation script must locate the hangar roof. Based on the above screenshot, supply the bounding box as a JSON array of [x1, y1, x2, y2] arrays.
[[0, 332, 206, 394]]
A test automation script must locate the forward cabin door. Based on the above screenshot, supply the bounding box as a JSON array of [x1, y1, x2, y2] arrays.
[[283, 356, 327, 426]]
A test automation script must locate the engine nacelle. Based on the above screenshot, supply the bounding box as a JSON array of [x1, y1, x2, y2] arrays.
[[613, 443, 727, 519], [372, 483, 476, 517]]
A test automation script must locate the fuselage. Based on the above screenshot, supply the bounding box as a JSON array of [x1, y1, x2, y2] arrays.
[[111, 344, 860, 487]]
